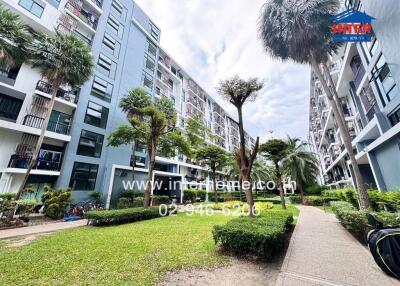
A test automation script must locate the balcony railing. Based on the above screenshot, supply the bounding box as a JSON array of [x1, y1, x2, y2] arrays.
[[0, 66, 20, 85], [65, 2, 98, 30], [36, 80, 79, 104], [8, 151, 62, 171], [23, 114, 71, 135]]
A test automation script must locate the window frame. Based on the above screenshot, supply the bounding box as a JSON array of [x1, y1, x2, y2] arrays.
[[69, 162, 99, 191], [77, 129, 104, 158], [84, 101, 109, 129]]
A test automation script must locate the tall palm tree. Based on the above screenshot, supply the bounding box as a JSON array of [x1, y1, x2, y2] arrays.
[[118, 88, 152, 184], [217, 76, 263, 216], [0, 4, 30, 68], [259, 0, 370, 209], [16, 32, 93, 199], [282, 137, 319, 199], [260, 139, 289, 209]]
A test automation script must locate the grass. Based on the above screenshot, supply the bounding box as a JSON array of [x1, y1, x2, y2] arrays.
[[0, 205, 299, 285]]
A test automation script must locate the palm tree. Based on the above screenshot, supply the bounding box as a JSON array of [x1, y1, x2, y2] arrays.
[[217, 76, 263, 216], [251, 159, 274, 197], [15, 32, 93, 199], [118, 88, 152, 184], [282, 137, 319, 199], [259, 0, 370, 209], [260, 139, 289, 209], [0, 4, 30, 68]]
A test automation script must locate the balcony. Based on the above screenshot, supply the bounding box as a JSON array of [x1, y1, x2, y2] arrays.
[[23, 113, 71, 136], [36, 80, 79, 105], [65, 1, 99, 32], [8, 149, 62, 171]]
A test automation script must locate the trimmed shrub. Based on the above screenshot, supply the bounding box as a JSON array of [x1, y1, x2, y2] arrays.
[[86, 207, 162, 226], [197, 190, 207, 201], [183, 189, 197, 202], [302, 195, 339, 206], [15, 200, 36, 219], [152, 195, 170, 205], [132, 196, 144, 207], [41, 186, 71, 219], [254, 198, 282, 204], [305, 185, 328, 195], [289, 195, 302, 204], [213, 211, 293, 259], [330, 201, 400, 241], [117, 197, 132, 209]]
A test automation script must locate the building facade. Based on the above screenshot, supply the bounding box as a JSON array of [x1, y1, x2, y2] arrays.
[[309, 0, 400, 191], [0, 0, 254, 207]]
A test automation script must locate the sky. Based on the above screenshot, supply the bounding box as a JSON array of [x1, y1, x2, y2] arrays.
[[135, 0, 311, 142]]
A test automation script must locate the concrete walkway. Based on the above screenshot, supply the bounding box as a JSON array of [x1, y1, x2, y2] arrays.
[[276, 206, 400, 286], [0, 219, 87, 240]]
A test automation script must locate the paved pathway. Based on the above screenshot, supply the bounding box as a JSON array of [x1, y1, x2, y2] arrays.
[[0, 219, 87, 240], [276, 206, 400, 286]]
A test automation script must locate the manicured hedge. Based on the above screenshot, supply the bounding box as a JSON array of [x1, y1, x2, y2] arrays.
[[330, 201, 400, 242], [86, 207, 162, 226], [212, 211, 293, 259], [289, 195, 302, 204], [183, 189, 207, 202]]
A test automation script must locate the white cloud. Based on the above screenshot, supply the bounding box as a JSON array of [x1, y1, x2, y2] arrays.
[[135, 0, 310, 141]]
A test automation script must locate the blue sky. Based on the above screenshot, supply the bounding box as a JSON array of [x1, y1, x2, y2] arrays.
[[136, 0, 311, 141]]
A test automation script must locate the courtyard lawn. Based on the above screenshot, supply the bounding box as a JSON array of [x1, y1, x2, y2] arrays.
[[0, 206, 298, 286]]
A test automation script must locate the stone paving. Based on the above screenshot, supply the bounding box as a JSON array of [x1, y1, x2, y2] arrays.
[[276, 206, 400, 286]]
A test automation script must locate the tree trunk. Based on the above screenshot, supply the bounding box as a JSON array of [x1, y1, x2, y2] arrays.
[[236, 105, 257, 216], [310, 55, 370, 209], [212, 167, 218, 203], [144, 137, 156, 207], [16, 80, 61, 200], [239, 176, 243, 202], [297, 179, 304, 200], [275, 162, 286, 209], [131, 141, 136, 197], [242, 172, 255, 216]]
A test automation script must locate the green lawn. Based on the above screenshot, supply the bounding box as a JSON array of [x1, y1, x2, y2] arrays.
[[0, 206, 298, 286]]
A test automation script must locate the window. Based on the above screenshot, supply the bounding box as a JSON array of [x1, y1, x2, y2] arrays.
[[102, 33, 120, 57], [149, 21, 160, 41], [171, 66, 177, 75], [111, 0, 126, 20], [77, 130, 104, 158], [48, 110, 71, 135], [19, 0, 44, 18], [134, 156, 145, 167], [147, 39, 157, 58], [144, 53, 155, 72], [107, 15, 124, 38], [84, 101, 109, 129], [0, 93, 23, 122], [371, 54, 398, 104], [388, 107, 400, 127], [69, 162, 98, 191], [91, 76, 113, 102], [142, 70, 153, 91], [97, 53, 117, 79]]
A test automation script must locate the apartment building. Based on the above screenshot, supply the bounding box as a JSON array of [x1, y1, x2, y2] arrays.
[[0, 0, 253, 207], [309, 0, 400, 191]]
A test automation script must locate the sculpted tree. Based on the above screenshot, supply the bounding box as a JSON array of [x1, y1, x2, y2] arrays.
[[217, 76, 263, 216]]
